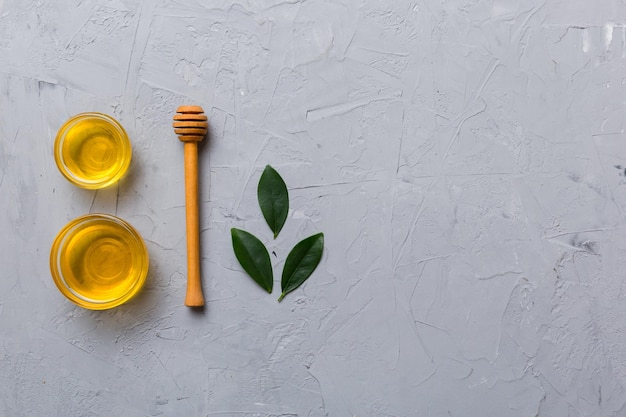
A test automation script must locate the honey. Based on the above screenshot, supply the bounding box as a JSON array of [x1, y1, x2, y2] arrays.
[[54, 113, 131, 189], [50, 214, 148, 310]]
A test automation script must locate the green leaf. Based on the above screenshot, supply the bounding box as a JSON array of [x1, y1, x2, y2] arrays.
[[231, 228, 273, 293], [279, 233, 324, 302], [258, 165, 289, 239]]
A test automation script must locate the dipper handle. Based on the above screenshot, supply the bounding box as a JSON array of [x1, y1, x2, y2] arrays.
[[173, 105, 208, 307]]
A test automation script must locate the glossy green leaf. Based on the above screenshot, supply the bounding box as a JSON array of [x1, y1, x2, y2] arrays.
[[279, 233, 324, 302], [258, 165, 289, 239], [231, 228, 273, 293]]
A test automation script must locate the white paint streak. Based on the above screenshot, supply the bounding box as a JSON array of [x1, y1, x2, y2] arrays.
[[603, 22, 614, 50], [582, 27, 591, 53]]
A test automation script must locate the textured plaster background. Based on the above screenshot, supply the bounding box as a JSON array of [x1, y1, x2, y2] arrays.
[[1, 0, 626, 415]]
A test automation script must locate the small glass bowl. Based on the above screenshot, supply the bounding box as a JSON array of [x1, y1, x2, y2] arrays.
[[50, 214, 149, 310], [54, 113, 132, 189]]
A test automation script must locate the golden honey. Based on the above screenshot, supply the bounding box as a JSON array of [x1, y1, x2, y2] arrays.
[[50, 214, 149, 310], [54, 113, 131, 189]]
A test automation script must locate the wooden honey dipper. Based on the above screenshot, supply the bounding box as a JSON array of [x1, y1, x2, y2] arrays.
[[173, 105, 208, 307]]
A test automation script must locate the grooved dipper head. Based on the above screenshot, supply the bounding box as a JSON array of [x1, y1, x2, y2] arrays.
[[173, 105, 208, 142]]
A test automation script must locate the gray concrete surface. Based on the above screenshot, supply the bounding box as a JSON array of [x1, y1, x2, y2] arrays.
[[2, 0, 626, 415]]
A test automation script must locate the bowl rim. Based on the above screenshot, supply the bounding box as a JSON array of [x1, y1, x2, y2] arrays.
[[49, 213, 149, 310], [53, 112, 132, 190]]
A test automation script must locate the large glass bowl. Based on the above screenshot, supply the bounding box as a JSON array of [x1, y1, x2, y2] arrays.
[[50, 214, 149, 310]]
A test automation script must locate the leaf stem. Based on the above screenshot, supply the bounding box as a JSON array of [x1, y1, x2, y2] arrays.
[[277, 293, 286, 302]]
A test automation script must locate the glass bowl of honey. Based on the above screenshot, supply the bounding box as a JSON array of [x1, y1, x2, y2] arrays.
[[50, 214, 149, 310], [54, 113, 132, 189]]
